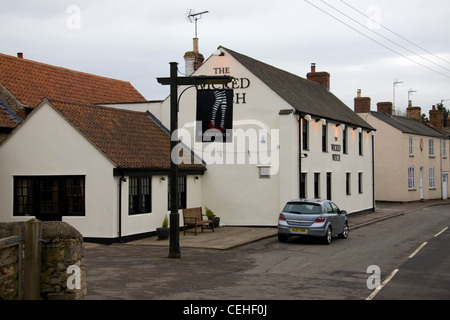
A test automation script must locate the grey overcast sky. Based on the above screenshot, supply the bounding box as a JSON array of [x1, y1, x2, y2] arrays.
[[1, 0, 449, 115]]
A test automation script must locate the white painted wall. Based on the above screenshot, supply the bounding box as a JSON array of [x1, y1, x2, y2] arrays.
[[361, 113, 449, 202], [0, 102, 117, 238]]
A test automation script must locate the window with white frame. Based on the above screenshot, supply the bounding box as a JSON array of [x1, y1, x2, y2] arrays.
[[443, 140, 447, 158], [408, 166, 415, 190], [409, 136, 413, 156], [429, 138, 434, 157], [429, 167, 435, 189]]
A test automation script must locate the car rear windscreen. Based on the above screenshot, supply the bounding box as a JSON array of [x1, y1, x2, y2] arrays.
[[283, 203, 322, 214]]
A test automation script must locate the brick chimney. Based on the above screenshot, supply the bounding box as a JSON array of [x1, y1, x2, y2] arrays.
[[354, 89, 371, 113], [429, 105, 444, 129], [307, 63, 330, 90], [17, 52, 23, 59], [377, 102, 393, 115], [183, 38, 204, 75], [406, 100, 422, 122]]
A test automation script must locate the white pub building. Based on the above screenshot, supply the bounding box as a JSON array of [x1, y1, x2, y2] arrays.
[[152, 45, 376, 226]]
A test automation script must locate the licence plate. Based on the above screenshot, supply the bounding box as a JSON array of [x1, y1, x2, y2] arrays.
[[291, 228, 307, 234]]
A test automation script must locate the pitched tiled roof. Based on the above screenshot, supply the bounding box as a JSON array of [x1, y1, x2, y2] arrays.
[[0, 98, 21, 129], [220, 46, 374, 130], [46, 99, 204, 170], [0, 53, 146, 108], [370, 111, 446, 138]]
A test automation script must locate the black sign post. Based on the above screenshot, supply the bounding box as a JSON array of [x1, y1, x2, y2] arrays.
[[157, 62, 233, 258]]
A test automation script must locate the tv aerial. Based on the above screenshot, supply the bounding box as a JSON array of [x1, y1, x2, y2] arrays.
[[186, 9, 209, 38]]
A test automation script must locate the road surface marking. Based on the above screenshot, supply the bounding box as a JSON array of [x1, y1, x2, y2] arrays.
[[434, 227, 448, 237], [408, 242, 427, 259], [366, 268, 399, 300]]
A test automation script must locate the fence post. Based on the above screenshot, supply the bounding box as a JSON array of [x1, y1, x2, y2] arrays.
[[23, 218, 42, 300]]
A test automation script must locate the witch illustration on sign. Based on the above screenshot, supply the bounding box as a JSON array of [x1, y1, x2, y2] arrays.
[[208, 90, 228, 132], [196, 89, 233, 142]]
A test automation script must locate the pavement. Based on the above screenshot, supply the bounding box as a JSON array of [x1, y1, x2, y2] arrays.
[[85, 199, 450, 251]]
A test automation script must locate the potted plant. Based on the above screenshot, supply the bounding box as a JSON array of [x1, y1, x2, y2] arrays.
[[205, 207, 220, 228], [156, 215, 169, 240]]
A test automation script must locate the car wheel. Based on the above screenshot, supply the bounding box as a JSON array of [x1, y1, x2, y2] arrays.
[[278, 233, 288, 243], [338, 222, 349, 239], [323, 226, 332, 245]]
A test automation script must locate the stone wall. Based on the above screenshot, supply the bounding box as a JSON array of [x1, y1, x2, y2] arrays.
[[0, 220, 86, 300], [0, 222, 24, 300]]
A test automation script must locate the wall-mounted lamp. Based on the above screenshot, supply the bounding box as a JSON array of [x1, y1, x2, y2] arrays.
[[160, 177, 166, 181], [354, 127, 362, 133], [304, 114, 312, 122], [213, 50, 225, 56], [337, 123, 346, 130], [317, 118, 326, 126], [194, 176, 199, 180]]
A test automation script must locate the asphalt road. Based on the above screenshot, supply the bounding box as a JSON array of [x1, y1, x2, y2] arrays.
[[85, 204, 450, 300]]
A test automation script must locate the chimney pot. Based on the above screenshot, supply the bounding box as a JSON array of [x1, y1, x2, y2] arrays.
[[17, 52, 23, 59], [357, 89, 361, 98], [311, 63, 316, 73]]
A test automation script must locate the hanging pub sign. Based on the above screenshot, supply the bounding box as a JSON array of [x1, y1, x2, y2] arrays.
[[195, 89, 233, 143]]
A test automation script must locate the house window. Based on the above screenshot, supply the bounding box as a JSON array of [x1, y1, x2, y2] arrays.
[[408, 166, 415, 190], [429, 167, 435, 189], [358, 132, 363, 156], [343, 127, 348, 154], [300, 173, 306, 198], [129, 177, 151, 215], [66, 177, 86, 215], [302, 119, 309, 150], [314, 173, 320, 198], [443, 140, 447, 158], [429, 139, 434, 157], [409, 136, 413, 156], [326, 172, 332, 200], [168, 176, 187, 210], [358, 172, 363, 194], [14, 176, 85, 218], [322, 124, 328, 152], [346, 172, 351, 195]]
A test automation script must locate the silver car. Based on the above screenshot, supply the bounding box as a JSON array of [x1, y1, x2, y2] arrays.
[[277, 199, 349, 244]]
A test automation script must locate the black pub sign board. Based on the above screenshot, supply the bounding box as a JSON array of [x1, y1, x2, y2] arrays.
[[196, 89, 234, 143]]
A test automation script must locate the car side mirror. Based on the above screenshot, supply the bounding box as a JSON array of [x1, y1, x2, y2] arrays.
[[340, 210, 347, 215]]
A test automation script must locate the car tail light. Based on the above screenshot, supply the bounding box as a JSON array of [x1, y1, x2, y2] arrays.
[[314, 216, 325, 223], [279, 213, 286, 221]]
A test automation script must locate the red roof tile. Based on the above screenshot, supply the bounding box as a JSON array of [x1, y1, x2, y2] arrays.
[[46, 99, 203, 170], [0, 53, 146, 108]]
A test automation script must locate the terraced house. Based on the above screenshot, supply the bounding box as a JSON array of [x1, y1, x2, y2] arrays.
[[354, 92, 449, 202]]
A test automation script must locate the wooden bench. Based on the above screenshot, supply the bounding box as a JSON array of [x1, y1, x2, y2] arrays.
[[182, 207, 214, 236]]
